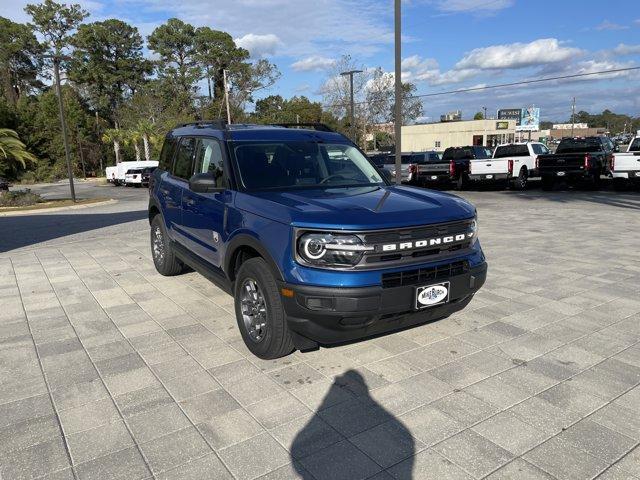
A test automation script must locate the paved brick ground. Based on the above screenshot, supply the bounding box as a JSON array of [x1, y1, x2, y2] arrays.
[[1, 189, 640, 480]]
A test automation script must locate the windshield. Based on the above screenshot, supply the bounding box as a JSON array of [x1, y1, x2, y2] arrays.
[[629, 138, 640, 152], [233, 141, 385, 190], [494, 145, 529, 158], [556, 138, 602, 154]]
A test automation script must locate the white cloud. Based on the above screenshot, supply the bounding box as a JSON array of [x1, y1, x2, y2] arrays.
[[423, 0, 514, 14], [291, 56, 336, 72], [456, 38, 582, 70], [595, 20, 629, 31], [235, 33, 282, 57], [401, 55, 479, 86], [611, 43, 640, 56]]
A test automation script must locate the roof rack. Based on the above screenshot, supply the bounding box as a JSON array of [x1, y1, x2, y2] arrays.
[[273, 123, 335, 133], [176, 119, 228, 129]]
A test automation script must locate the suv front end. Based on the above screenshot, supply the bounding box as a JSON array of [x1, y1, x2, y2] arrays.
[[278, 217, 486, 346]]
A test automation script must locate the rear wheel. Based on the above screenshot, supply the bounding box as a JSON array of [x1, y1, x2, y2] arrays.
[[150, 215, 184, 276], [613, 178, 627, 191], [541, 176, 555, 191], [234, 258, 294, 359], [512, 167, 528, 190], [456, 173, 468, 191]]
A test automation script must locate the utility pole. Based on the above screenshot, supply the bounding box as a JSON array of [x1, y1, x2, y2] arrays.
[[394, 0, 402, 185], [223, 69, 231, 124], [296, 114, 300, 124], [340, 70, 363, 143], [483, 106, 487, 120], [571, 97, 576, 137], [51, 56, 76, 202], [95, 111, 103, 175]]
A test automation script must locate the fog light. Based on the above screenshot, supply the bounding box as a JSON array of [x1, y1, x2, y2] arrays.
[[306, 297, 335, 310]]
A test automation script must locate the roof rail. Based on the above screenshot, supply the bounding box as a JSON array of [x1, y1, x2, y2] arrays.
[[176, 119, 228, 129], [273, 123, 335, 133]]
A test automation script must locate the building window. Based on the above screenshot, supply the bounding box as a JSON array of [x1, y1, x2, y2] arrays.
[[435, 141, 441, 148]]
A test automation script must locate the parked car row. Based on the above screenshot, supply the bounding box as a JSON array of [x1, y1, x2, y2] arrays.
[[373, 135, 640, 192], [106, 161, 158, 187]]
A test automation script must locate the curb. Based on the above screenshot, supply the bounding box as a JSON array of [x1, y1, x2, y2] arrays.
[[0, 199, 118, 217]]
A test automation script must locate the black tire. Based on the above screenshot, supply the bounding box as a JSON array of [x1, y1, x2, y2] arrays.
[[541, 176, 555, 191], [234, 258, 294, 359], [613, 178, 627, 191], [512, 167, 528, 190], [150, 214, 184, 276], [585, 172, 601, 191], [456, 173, 468, 191]]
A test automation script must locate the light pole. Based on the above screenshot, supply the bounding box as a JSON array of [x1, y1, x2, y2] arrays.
[[47, 54, 76, 202], [340, 69, 363, 143], [483, 106, 487, 120], [394, 0, 402, 185]]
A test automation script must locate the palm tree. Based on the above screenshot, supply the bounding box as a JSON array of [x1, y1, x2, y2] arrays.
[[136, 119, 157, 162], [102, 128, 125, 164], [0, 129, 37, 168], [125, 129, 143, 162]]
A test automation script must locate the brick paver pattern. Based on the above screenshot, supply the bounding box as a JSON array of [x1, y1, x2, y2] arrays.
[[1, 190, 639, 480]]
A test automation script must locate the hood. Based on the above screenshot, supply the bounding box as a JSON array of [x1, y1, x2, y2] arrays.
[[235, 185, 476, 230]]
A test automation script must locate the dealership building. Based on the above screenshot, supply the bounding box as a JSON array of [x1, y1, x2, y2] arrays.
[[401, 119, 517, 152]]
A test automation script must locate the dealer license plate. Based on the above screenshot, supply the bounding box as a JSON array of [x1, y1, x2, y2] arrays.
[[431, 175, 438, 180], [485, 175, 493, 179], [415, 282, 450, 310], [557, 171, 565, 176]]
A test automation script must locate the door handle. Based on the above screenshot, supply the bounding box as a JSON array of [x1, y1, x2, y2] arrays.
[[160, 188, 170, 196], [184, 198, 196, 207]]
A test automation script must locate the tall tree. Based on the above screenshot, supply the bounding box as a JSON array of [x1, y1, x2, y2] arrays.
[[194, 27, 249, 100], [25, 0, 88, 57], [366, 67, 423, 125], [227, 59, 280, 118], [0, 17, 44, 106], [70, 19, 151, 123], [148, 18, 201, 97]]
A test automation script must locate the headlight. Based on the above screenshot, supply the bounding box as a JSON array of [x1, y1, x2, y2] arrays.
[[469, 218, 478, 245], [297, 232, 372, 267]]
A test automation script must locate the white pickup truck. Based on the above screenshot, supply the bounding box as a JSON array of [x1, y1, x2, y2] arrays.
[[468, 142, 550, 190], [611, 136, 640, 190]]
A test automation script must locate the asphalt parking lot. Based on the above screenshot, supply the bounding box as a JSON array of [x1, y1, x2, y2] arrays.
[[1, 183, 639, 480]]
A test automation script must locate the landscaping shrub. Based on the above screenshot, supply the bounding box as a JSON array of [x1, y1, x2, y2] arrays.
[[0, 189, 44, 207]]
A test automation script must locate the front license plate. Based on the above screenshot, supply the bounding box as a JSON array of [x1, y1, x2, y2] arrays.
[[485, 174, 493, 179], [415, 282, 450, 310], [557, 171, 565, 176], [431, 175, 438, 180]]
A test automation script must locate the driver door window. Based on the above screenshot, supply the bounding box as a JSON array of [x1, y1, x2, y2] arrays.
[[194, 138, 226, 188]]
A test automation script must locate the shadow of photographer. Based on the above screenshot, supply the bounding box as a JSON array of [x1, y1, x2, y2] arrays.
[[291, 369, 415, 479]]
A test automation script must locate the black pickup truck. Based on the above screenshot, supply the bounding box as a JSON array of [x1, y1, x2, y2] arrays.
[[443, 146, 493, 190], [536, 136, 615, 190]]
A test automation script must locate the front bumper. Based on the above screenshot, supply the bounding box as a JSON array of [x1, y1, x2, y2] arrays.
[[468, 173, 510, 182], [280, 262, 487, 346]]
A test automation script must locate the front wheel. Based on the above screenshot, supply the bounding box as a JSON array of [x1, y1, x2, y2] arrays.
[[234, 258, 294, 359]]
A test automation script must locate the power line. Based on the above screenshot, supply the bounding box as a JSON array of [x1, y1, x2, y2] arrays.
[[322, 66, 640, 109]]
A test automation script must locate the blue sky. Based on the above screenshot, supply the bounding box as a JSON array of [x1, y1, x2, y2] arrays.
[[3, 0, 640, 122]]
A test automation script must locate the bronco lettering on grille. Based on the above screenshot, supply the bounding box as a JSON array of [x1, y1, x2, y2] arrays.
[[380, 232, 473, 252]]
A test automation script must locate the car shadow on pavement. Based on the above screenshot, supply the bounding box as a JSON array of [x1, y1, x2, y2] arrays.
[[291, 370, 415, 479], [0, 210, 148, 252]]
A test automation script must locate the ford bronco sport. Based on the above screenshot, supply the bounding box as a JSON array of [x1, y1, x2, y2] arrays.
[[148, 121, 487, 359]]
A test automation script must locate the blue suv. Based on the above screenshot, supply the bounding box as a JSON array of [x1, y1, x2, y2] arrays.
[[148, 121, 487, 359]]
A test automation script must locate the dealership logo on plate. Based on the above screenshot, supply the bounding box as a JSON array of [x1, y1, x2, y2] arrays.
[[417, 285, 448, 306]]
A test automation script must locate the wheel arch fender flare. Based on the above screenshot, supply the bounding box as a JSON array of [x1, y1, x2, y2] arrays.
[[224, 233, 285, 282]]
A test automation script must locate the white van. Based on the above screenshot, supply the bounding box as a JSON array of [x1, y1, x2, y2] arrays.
[[112, 161, 158, 186]]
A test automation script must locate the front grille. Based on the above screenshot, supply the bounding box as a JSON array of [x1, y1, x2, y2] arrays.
[[363, 220, 471, 245], [381, 260, 469, 288]]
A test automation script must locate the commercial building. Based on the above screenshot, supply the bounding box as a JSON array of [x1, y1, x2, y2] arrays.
[[401, 119, 517, 151]]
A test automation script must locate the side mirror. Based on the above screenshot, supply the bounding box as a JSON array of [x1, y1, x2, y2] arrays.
[[189, 173, 223, 193]]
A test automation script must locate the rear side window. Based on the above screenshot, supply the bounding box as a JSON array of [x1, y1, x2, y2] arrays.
[[494, 145, 530, 158], [531, 144, 550, 155], [172, 137, 196, 180], [556, 137, 602, 154], [158, 135, 177, 171], [629, 138, 640, 152], [473, 147, 493, 159]]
